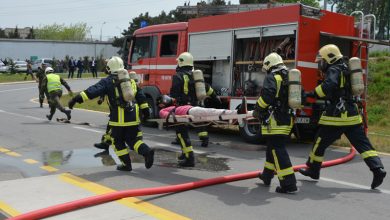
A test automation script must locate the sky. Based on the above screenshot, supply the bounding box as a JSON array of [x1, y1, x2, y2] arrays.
[[1, 0, 240, 41]]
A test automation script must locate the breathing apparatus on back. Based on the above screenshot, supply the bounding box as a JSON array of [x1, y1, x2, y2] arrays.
[[107, 56, 136, 106]]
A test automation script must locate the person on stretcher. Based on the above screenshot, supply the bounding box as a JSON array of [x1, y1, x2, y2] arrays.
[[157, 95, 249, 119]]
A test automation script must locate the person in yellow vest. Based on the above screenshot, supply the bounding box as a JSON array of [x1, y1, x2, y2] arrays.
[[42, 67, 73, 121]]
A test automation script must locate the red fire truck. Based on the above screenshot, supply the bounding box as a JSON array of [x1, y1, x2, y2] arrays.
[[124, 4, 383, 143]]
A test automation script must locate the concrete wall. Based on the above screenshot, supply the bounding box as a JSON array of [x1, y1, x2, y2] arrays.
[[0, 39, 119, 61]]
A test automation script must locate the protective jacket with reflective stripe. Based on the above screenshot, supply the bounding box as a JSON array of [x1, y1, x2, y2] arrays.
[[80, 75, 149, 127], [256, 70, 292, 135], [314, 60, 362, 126], [170, 67, 215, 106]]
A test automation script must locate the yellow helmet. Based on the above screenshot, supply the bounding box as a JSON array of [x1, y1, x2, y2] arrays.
[[106, 56, 124, 74], [262, 52, 284, 72], [318, 44, 343, 64], [176, 52, 193, 67]]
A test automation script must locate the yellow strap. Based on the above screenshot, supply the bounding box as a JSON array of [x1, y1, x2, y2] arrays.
[[140, 103, 149, 109], [257, 97, 269, 108], [274, 74, 282, 98], [114, 148, 129, 156], [109, 121, 140, 126], [309, 152, 324, 162], [340, 72, 345, 88], [137, 131, 143, 137], [315, 85, 326, 98], [80, 91, 89, 101], [198, 131, 208, 137], [182, 146, 193, 154], [183, 75, 189, 95], [177, 133, 187, 147], [206, 87, 214, 96], [264, 161, 275, 170], [271, 149, 283, 180], [133, 140, 143, 153], [361, 150, 378, 159]]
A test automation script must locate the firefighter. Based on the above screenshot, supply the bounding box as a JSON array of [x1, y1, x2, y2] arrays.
[[253, 52, 297, 193], [299, 44, 386, 189], [35, 63, 47, 108], [68, 56, 154, 171], [42, 67, 72, 121], [170, 52, 221, 167]]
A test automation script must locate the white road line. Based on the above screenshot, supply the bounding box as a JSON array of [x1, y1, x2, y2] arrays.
[[25, 115, 45, 121], [320, 177, 390, 194], [0, 87, 36, 93], [73, 126, 104, 133]]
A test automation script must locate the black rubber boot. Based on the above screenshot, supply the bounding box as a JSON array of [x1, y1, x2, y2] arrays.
[[258, 172, 274, 186], [116, 164, 132, 171], [40, 103, 43, 108], [200, 137, 209, 148], [94, 142, 109, 151], [371, 168, 386, 189], [178, 153, 186, 161], [178, 152, 195, 167], [275, 185, 298, 194], [299, 168, 320, 180], [64, 110, 71, 120], [46, 114, 53, 121], [144, 149, 155, 169]]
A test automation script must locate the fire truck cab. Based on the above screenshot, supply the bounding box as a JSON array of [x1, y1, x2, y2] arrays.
[[126, 4, 376, 143]]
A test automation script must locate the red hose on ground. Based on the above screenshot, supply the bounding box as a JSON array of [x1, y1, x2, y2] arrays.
[[9, 147, 356, 220]]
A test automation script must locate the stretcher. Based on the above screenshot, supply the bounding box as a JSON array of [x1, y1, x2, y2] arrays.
[[148, 111, 255, 130]]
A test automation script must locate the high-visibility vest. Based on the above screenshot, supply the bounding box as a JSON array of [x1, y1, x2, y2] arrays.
[[46, 73, 62, 93]]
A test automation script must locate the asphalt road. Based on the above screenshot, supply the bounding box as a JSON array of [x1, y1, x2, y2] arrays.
[[0, 79, 389, 220]]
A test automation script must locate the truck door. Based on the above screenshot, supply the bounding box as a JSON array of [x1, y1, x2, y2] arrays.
[[129, 35, 157, 86]]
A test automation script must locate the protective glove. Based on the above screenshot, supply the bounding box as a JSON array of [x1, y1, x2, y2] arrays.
[[252, 105, 269, 123], [97, 97, 104, 105], [68, 90, 74, 97], [68, 94, 83, 109], [141, 108, 151, 122]]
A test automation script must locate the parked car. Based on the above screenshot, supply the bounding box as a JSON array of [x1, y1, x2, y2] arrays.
[[0, 61, 9, 73], [32, 58, 53, 72], [14, 61, 28, 73]]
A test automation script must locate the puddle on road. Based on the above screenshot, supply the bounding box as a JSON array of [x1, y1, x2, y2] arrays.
[[41, 148, 230, 172]]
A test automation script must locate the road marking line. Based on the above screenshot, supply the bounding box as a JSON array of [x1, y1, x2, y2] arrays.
[[320, 177, 390, 194], [0, 147, 10, 153], [60, 173, 190, 220], [0, 200, 21, 217], [5, 152, 21, 157], [23, 159, 39, 164], [0, 87, 35, 93], [73, 126, 104, 133], [40, 166, 58, 172]]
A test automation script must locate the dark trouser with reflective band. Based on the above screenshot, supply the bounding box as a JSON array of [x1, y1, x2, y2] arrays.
[[101, 123, 142, 146], [196, 126, 208, 142], [262, 135, 296, 188], [306, 124, 384, 172], [48, 90, 67, 117], [175, 125, 193, 158], [111, 126, 151, 166]]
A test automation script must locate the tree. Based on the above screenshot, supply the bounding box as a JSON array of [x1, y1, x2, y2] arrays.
[[35, 23, 91, 41], [8, 26, 21, 39], [0, 28, 6, 38], [26, 27, 35, 39], [336, 0, 390, 40], [211, 0, 226, 5]]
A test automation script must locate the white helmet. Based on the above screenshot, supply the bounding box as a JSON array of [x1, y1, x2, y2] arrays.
[[262, 52, 284, 72], [176, 52, 194, 67], [317, 44, 343, 64], [106, 56, 124, 74], [45, 67, 54, 74]]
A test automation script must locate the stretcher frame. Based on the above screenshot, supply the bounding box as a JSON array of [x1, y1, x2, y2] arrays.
[[148, 112, 255, 130]]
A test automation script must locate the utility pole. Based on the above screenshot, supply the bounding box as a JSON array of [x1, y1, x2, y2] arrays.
[[100, 21, 106, 41]]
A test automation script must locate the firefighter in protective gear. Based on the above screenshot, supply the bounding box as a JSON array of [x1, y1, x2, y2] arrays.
[[42, 67, 72, 121], [253, 52, 297, 193], [299, 44, 386, 189], [68, 56, 154, 172], [36, 63, 47, 107], [170, 52, 220, 167]]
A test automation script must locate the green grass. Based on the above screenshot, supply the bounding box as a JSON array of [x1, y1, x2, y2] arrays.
[[60, 93, 110, 113], [0, 72, 102, 83]]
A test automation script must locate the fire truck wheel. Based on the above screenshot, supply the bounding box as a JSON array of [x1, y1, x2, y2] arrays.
[[239, 120, 265, 144]]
